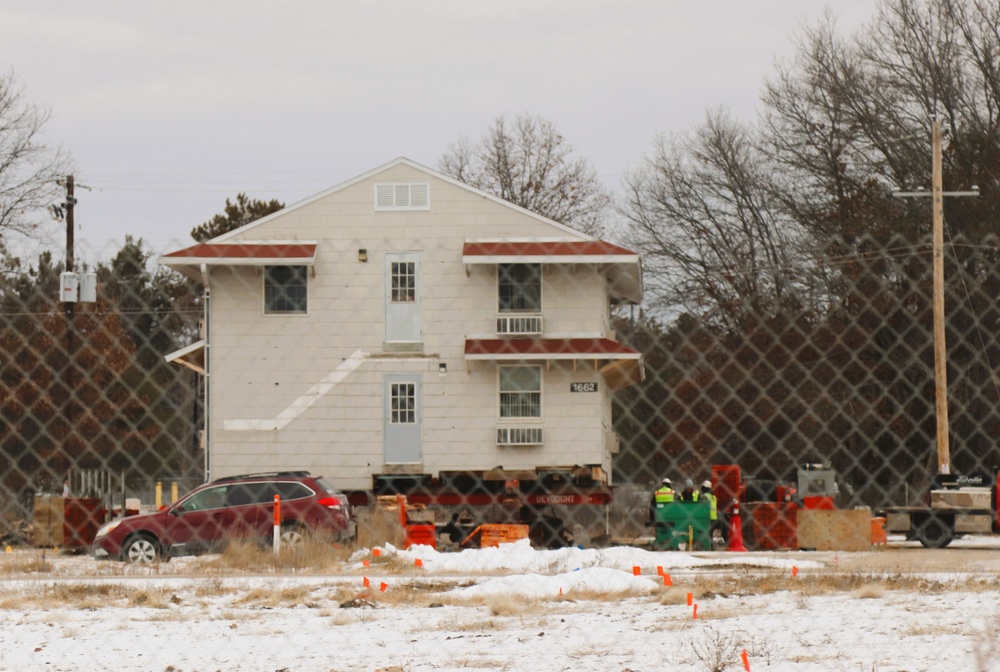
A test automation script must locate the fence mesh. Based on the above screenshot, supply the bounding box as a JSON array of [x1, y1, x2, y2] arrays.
[[1, 230, 998, 555]]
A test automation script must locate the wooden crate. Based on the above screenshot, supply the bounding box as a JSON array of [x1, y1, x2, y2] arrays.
[[33, 496, 104, 548], [797, 509, 872, 551]]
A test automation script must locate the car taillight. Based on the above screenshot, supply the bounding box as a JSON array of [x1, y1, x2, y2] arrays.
[[317, 496, 343, 510]]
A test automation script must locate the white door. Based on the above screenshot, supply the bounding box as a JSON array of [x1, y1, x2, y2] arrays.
[[385, 252, 421, 344], [384, 374, 422, 464]]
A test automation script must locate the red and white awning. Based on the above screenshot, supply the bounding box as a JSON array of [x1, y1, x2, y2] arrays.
[[160, 242, 317, 279], [465, 337, 644, 390], [462, 239, 642, 304]]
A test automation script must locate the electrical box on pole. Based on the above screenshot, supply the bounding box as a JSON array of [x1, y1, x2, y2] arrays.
[[59, 272, 79, 303], [79, 271, 97, 302]]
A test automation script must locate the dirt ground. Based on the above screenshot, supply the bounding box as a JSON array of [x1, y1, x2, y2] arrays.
[[762, 536, 1000, 575]]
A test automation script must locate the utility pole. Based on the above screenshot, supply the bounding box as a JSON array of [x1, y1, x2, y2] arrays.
[[62, 174, 77, 485], [893, 120, 978, 475], [66, 175, 74, 267]]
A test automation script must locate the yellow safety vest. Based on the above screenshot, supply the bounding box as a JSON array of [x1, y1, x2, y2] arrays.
[[654, 486, 674, 503], [704, 492, 718, 520]]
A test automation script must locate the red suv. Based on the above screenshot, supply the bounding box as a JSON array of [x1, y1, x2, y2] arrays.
[[92, 472, 356, 564]]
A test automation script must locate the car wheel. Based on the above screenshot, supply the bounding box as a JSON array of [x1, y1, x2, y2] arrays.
[[123, 534, 161, 564], [279, 524, 308, 549]]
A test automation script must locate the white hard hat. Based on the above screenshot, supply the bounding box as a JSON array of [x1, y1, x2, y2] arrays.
[[662, 477, 672, 486], [702, 480, 712, 489]]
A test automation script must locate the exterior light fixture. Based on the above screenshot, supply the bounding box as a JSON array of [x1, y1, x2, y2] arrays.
[[358, 249, 368, 262], [439, 363, 447, 375]]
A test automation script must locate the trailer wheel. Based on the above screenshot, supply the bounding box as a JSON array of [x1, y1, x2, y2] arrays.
[[913, 513, 953, 549]]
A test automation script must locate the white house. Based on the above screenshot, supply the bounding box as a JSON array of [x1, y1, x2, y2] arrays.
[[160, 158, 642, 493]]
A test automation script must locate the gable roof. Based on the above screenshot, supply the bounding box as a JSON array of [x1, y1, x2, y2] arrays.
[[210, 157, 595, 243]]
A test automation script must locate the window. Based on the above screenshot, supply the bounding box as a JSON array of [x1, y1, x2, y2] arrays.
[[390, 382, 417, 424], [499, 366, 541, 419], [391, 261, 416, 302], [226, 482, 274, 507], [264, 265, 308, 314], [375, 182, 430, 210], [498, 263, 541, 313], [179, 486, 227, 512], [275, 481, 314, 501]]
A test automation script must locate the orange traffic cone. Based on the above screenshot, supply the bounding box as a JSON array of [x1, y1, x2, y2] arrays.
[[728, 510, 748, 552]]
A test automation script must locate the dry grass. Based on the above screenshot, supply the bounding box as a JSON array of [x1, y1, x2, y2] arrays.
[[232, 584, 317, 608], [0, 550, 53, 574], [665, 568, 959, 603], [0, 582, 179, 611], [440, 657, 509, 669], [188, 537, 354, 574], [356, 508, 406, 549]]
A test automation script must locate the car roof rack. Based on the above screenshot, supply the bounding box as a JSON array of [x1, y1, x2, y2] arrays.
[[211, 471, 312, 484]]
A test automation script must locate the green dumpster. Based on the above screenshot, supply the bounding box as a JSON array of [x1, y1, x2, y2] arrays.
[[653, 501, 712, 550]]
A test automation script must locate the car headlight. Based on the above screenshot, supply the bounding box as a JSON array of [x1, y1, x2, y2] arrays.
[[94, 520, 122, 540]]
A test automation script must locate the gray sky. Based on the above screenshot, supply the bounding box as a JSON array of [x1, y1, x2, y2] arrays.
[[1, 1, 879, 261]]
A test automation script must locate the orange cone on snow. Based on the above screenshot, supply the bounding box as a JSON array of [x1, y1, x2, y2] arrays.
[[728, 510, 748, 552]]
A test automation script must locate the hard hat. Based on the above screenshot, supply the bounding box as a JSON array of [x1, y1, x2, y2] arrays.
[[684, 479, 694, 489], [702, 480, 712, 489], [662, 477, 672, 486]]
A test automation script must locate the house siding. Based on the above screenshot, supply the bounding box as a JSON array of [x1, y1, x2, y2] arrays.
[[197, 162, 622, 491]]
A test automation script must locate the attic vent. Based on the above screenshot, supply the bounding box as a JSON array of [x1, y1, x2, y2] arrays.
[[375, 183, 430, 211]]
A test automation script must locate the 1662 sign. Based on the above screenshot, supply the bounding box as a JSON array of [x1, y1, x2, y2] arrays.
[[570, 382, 598, 393]]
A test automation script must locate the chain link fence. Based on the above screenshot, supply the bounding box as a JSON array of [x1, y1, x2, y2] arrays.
[[1, 231, 998, 554]]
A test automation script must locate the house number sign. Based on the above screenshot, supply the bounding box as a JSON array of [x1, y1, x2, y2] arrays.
[[570, 382, 598, 393]]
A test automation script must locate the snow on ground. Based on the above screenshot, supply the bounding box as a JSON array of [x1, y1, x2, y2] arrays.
[[1, 538, 1000, 671]]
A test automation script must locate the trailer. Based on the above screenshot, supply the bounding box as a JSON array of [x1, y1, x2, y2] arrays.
[[883, 472, 1000, 548], [346, 466, 611, 550]]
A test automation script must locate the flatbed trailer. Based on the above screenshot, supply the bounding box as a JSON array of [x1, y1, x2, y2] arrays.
[[883, 473, 1000, 548], [346, 466, 613, 550]]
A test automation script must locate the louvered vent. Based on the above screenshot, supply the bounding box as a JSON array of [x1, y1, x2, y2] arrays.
[[375, 183, 430, 210], [496, 427, 543, 446], [376, 184, 395, 208], [496, 315, 543, 335]]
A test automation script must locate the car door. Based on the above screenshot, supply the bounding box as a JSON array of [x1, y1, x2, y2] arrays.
[[163, 484, 232, 554], [226, 481, 277, 540]]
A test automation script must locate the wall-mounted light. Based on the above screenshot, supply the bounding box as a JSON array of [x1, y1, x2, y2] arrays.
[[438, 362, 447, 376], [358, 248, 368, 262]]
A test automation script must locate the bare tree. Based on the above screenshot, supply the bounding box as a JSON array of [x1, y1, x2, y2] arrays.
[[0, 70, 73, 240], [621, 109, 804, 329], [440, 114, 609, 236]]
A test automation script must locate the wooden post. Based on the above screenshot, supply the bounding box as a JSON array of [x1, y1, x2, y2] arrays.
[[931, 120, 950, 475], [893, 122, 978, 475]]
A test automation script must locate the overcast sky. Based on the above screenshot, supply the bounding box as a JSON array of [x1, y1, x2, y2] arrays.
[[1, 1, 879, 262]]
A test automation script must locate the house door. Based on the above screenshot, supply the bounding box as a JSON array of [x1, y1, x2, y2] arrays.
[[384, 374, 422, 464], [385, 252, 421, 344]]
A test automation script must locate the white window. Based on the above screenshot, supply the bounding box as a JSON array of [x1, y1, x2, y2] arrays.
[[264, 265, 308, 314], [375, 183, 430, 210], [390, 382, 417, 424], [499, 366, 542, 419], [498, 263, 541, 313], [390, 260, 417, 303]]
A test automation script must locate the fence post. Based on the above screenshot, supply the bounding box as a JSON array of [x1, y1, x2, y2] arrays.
[[272, 494, 281, 556]]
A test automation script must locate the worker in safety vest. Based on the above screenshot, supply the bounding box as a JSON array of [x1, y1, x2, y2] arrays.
[[649, 478, 675, 525], [680, 478, 698, 502], [701, 479, 728, 543]]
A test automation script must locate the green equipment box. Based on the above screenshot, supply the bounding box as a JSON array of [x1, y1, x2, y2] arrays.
[[653, 500, 712, 551]]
